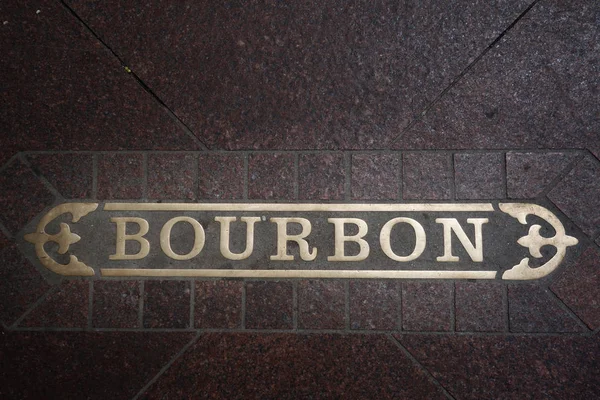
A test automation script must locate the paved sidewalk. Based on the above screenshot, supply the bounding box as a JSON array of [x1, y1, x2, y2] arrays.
[[1, 0, 599, 399]]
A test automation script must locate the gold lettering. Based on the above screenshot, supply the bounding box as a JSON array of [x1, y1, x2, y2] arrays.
[[327, 218, 369, 261], [160, 217, 205, 260], [270, 217, 317, 261], [215, 216, 260, 260], [436, 218, 489, 262], [380, 217, 426, 262], [110, 217, 150, 260]]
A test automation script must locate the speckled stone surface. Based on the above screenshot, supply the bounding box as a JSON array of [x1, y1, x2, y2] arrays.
[[65, 0, 530, 151], [0, 329, 195, 400], [298, 154, 345, 200], [455, 282, 506, 332], [551, 247, 600, 330], [248, 153, 295, 200], [548, 156, 600, 238], [298, 280, 345, 330], [0, 0, 199, 161], [351, 153, 400, 200], [508, 284, 584, 333], [245, 281, 294, 330], [147, 153, 196, 200], [349, 281, 399, 330], [143, 280, 191, 329], [454, 153, 504, 199], [198, 154, 244, 199], [398, 334, 600, 400], [0, 236, 51, 326], [195, 280, 243, 329], [0, 159, 55, 235], [402, 153, 452, 200], [27, 153, 93, 199], [141, 333, 447, 399], [19, 280, 89, 328], [506, 151, 580, 198], [402, 282, 453, 332], [2, 0, 599, 397], [92, 280, 140, 329], [97, 153, 144, 199], [393, 0, 600, 151]]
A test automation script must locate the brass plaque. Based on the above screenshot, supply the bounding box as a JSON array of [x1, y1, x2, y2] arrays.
[[22, 202, 580, 280]]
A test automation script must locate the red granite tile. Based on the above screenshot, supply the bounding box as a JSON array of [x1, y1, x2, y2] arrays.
[[0, 329, 195, 400], [551, 247, 600, 330], [508, 284, 584, 333], [397, 334, 600, 400], [147, 153, 196, 200], [143, 280, 191, 329], [245, 281, 293, 330], [248, 153, 295, 200], [195, 280, 242, 329], [402, 282, 453, 332], [19, 280, 89, 328], [92, 280, 140, 329], [506, 152, 580, 198], [27, 153, 93, 199], [66, 0, 529, 150], [97, 153, 144, 199], [591, 149, 600, 161], [455, 282, 506, 332], [298, 154, 345, 200], [298, 280, 345, 330], [0, 236, 52, 326], [0, 159, 55, 235], [403, 153, 452, 200], [548, 156, 600, 238], [349, 281, 399, 330], [141, 333, 447, 399], [351, 153, 400, 200], [454, 153, 504, 199], [391, 0, 600, 151], [0, 1, 200, 157], [198, 154, 244, 200]]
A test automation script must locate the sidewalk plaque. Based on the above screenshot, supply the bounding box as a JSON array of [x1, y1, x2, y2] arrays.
[[22, 202, 579, 280]]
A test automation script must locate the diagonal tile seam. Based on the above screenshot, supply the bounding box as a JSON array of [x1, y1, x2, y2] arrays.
[[9, 284, 62, 329], [131, 331, 202, 400], [385, 0, 541, 149], [57, 0, 209, 151], [18, 153, 64, 201], [387, 334, 457, 400], [544, 285, 591, 333], [538, 151, 586, 199]]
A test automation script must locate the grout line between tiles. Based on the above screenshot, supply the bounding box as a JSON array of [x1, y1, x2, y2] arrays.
[[344, 153, 351, 201], [19, 154, 63, 200], [500, 152, 508, 199], [449, 153, 456, 201], [87, 281, 93, 330], [450, 282, 456, 332], [293, 280, 298, 330], [505, 284, 511, 333], [142, 153, 148, 200], [387, 334, 457, 400], [92, 154, 98, 199], [546, 287, 591, 332], [139, 281, 145, 328], [58, 2, 209, 151], [241, 281, 247, 329], [294, 153, 299, 200], [385, 0, 542, 149], [131, 332, 202, 400], [189, 280, 195, 329], [10, 285, 59, 329], [243, 154, 249, 200], [344, 280, 350, 329]]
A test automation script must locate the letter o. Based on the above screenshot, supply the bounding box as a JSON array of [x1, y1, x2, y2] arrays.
[[160, 217, 205, 260], [380, 218, 426, 262]]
